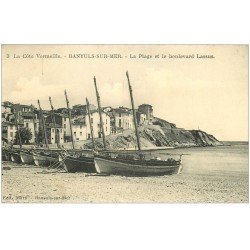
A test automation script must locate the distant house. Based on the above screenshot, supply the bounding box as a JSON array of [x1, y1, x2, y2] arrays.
[[87, 110, 111, 139], [1, 104, 38, 144], [71, 110, 111, 141], [72, 117, 87, 141], [1, 102, 13, 120], [55, 108, 68, 116], [46, 124, 64, 144], [112, 107, 134, 131], [2, 121, 17, 143], [136, 111, 147, 126], [45, 113, 70, 143], [138, 104, 153, 124], [13, 103, 33, 114], [22, 112, 39, 143], [72, 103, 96, 116]]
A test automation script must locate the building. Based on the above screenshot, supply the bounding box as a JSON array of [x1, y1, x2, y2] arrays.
[[87, 110, 111, 139], [71, 110, 111, 141], [55, 108, 68, 116], [45, 113, 70, 142], [72, 103, 96, 116], [136, 111, 147, 126], [1, 103, 39, 144], [46, 124, 64, 144], [112, 107, 134, 131], [2, 121, 17, 143], [12, 103, 33, 115], [22, 112, 39, 143], [1, 102, 13, 121], [138, 104, 153, 124], [72, 117, 87, 141]]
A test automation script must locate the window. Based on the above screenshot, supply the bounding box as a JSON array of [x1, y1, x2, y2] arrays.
[[64, 124, 66, 129], [64, 117, 66, 122], [80, 125, 82, 129], [52, 138, 54, 140], [91, 118, 93, 124], [74, 132, 76, 135], [119, 119, 122, 127], [10, 132, 13, 138], [26, 123, 29, 128], [106, 119, 107, 124], [10, 125, 13, 130], [52, 128, 54, 132], [88, 134, 91, 139], [106, 127, 107, 132], [80, 132, 82, 136], [119, 113, 121, 117], [60, 129, 62, 133]]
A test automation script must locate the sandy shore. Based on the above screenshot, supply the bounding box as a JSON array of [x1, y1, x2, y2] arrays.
[[1, 161, 248, 203]]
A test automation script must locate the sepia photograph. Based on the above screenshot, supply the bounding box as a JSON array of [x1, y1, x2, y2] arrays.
[[1, 44, 248, 203]]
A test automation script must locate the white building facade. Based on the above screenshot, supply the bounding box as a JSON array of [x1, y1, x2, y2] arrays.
[[71, 111, 111, 141]]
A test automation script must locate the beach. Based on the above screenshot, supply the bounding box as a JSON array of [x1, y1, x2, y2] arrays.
[[1, 142, 248, 203], [1, 161, 248, 203]]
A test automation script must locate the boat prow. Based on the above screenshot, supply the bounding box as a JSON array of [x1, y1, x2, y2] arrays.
[[59, 154, 95, 173], [10, 149, 22, 164], [20, 150, 34, 165], [33, 151, 58, 167]]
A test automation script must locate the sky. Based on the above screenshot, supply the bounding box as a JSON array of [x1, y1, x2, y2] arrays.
[[1, 45, 248, 141]]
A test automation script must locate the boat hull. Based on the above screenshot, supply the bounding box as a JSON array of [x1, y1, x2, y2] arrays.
[[10, 151, 22, 164], [59, 155, 95, 173], [20, 151, 34, 165], [94, 156, 182, 176], [2, 149, 11, 161], [33, 153, 58, 167]]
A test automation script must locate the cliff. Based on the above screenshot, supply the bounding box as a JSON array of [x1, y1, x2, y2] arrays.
[[84, 117, 223, 149]]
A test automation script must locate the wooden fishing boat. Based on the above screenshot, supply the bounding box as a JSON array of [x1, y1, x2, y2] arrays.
[[2, 148, 11, 161], [59, 153, 95, 173], [20, 150, 35, 165], [57, 91, 96, 173], [94, 153, 182, 176], [10, 149, 22, 164], [33, 151, 58, 167], [93, 71, 183, 176]]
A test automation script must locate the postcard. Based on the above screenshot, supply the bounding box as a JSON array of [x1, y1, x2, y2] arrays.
[[1, 44, 248, 203]]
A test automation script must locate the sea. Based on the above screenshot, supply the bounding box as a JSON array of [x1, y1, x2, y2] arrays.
[[157, 141, 249, 176]]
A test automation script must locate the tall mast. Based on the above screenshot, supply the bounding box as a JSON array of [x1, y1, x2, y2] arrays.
[[49, 96, 59, 147], [13, 108, 22, 148], [37, 99, 49, 149], [93, 76, 106, 149], [64, 90, 75, 149], [86, 98, 96, 150], [126, 71, 141, 151], [31, 105, 37, 145]]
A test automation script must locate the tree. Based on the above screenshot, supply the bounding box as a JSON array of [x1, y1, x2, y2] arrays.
[[15, 127, 33, 144]]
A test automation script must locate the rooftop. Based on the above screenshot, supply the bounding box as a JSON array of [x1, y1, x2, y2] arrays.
[[138, 104, 153, 108]]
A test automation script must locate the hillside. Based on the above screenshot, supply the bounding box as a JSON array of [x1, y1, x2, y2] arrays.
[[83, 117, 223, 149]]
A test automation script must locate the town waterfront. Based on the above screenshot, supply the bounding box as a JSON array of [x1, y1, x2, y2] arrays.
[[1, 142, 248, 203]]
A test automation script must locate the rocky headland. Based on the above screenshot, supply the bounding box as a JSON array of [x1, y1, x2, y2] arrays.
[[84, 117, 223, 150]]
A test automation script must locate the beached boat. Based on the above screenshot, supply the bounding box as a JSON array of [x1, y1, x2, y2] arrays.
[[2, 148, 11, 161], [57, 93, 96, 173], [10, 149, 22, 163], [93, 71, 183, 176], [94, 153, 182, 176], [59, 153, 95, 173], [33, 151, 58, 167], [20, 150, 34, 165]]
